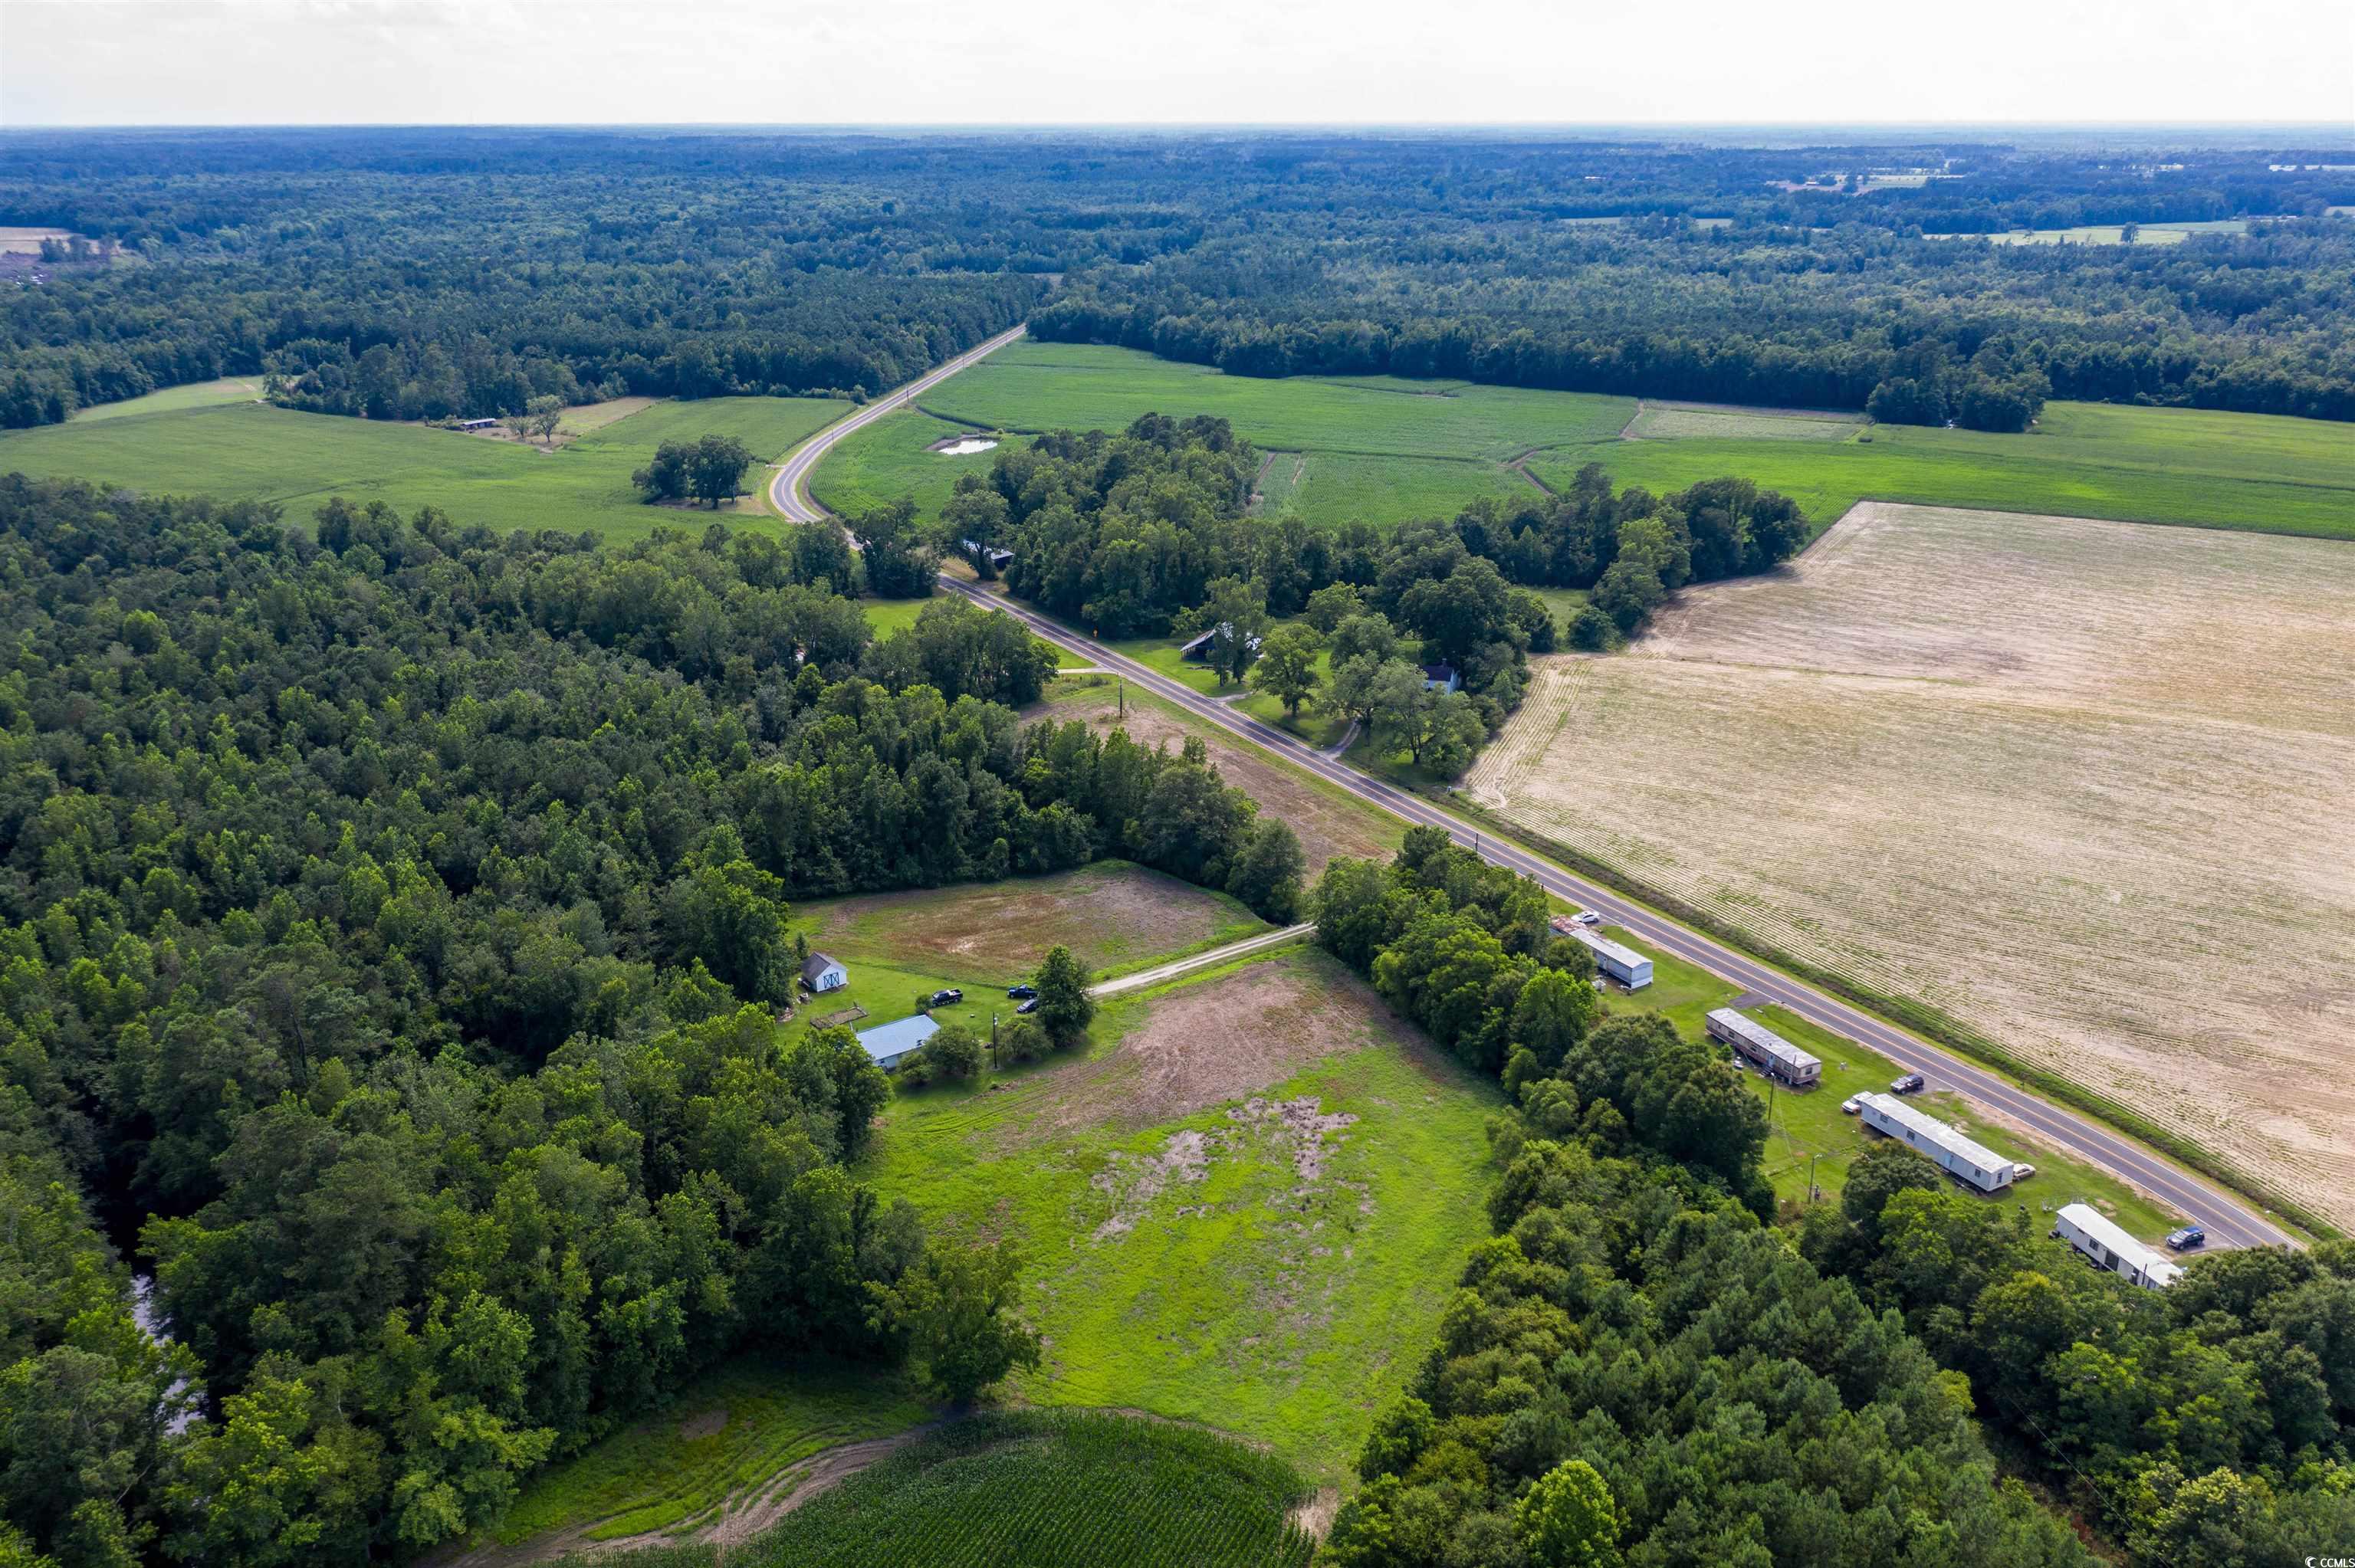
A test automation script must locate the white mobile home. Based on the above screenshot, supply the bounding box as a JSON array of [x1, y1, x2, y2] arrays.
[[1566, 926, 1652, 989], [1706, 1008, 1821, 1087], [1855, 1092, 2020, 1193], [2052, 1202, 2183, 1291]]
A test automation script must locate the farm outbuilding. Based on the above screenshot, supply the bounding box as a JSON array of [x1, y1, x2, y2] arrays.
[[1706, 1008, 1821, 1087], [1421, 664, 1460, 694], [1565, 926, 1652, 989], [800, 953, 849, 993], [1856, 1092, 2020, 1193], [855, 1014, 939, 1071], [2052, 1202, 2183, 1290]]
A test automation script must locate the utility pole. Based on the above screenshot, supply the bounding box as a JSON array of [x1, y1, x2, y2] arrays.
[[1118, 677, 1125, 719], [1806, 1151, 1821, 1204]]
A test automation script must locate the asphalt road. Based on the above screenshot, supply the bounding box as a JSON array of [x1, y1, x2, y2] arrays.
[[766, 329, 2298, 1255], [770, 324, 1030, 523]]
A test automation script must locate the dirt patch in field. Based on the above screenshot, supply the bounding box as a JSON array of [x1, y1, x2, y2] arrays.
[[1467, 501, 2355, 1224], [810, 862, 1242, 978], [1048, 686, 1398, 874], [1292, 1487, 1342, 1540], [1105, 957, 1392, 1129]]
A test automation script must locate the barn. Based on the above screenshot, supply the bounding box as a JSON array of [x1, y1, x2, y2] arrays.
[[800, 953, 849, 993]]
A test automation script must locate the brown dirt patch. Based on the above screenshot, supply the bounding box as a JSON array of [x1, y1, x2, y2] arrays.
[[811, 861, 1242, 978], [1291, 1486, 1342, 1539], [1047, 685, 1400, 874]]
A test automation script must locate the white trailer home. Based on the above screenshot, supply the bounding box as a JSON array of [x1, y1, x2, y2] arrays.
[[2051, 1202, 2183, 1291], [1855, 1092, 2021, 1193], [1706, 1008, 1821, 1087], [1565, 926, 1652, 989]]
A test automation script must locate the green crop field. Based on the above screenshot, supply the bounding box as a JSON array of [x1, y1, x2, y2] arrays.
[[0, 393, 849, 541], [67, 376, 264, 422], [808, 340, 2353, 541], [859, 946, 1497, 1481], [578, 1412, 1314, 1568], [1936, 218, 2250, 246], [495, 1360, 927, 1547]]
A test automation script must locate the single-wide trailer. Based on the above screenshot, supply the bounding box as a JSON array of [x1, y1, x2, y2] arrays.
[[2053, 1202, 2183, 1290], [1856, 1091, 2021, 1193]]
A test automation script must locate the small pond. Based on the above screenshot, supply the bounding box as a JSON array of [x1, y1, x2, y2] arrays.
[[936, 437, 998, 457]]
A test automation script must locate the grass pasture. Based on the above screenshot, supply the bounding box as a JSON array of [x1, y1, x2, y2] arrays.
[[1941, 219, 2251, 246], [861, 946, 1499, 1481], [1465, 501, 2355, 1227], [0, 392, 849, 541], [806, 340, 2353, 543], [582, 1412, 1314, 1568], [67, 377, 263, 422]]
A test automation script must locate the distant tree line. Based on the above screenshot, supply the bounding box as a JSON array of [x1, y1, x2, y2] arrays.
[[0, 474, 1297, 1565], [1307, 832, 2355, 1566], [7, 129, 2350, 429]]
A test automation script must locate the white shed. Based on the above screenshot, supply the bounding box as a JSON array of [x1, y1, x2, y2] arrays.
[[801, 953, 849, 993]]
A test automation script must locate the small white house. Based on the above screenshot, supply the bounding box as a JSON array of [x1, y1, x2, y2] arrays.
[[1565, 925, 1653, 989], [855, 1014, 939, 1071], [1421, 664, 1460, 694], [801, 953, 849, 993]]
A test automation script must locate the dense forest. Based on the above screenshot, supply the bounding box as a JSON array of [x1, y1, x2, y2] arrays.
[[0, 474, 1302, 1566], [1309, 833, 2355, 1566], [3, 127, 2351, 429]]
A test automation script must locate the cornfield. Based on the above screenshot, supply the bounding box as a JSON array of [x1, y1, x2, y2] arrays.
[[564, 1411, 1316, 1568]]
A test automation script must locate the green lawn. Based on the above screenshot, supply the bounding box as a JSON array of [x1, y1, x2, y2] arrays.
[[0, 393, 849, 541], [859, 946, 1499, 1481], [495, 1359, 927, 1546]]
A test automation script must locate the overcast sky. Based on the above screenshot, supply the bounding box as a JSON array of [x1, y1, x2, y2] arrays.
[[3, 0, 2351, 129]]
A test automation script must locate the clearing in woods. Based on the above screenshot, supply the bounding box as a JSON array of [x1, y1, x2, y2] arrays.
[[0, 393, 849, 540], [793, 861, 1268, 983], [859, 946, 1497, 1481], [1465, 501, 2355, 1226]]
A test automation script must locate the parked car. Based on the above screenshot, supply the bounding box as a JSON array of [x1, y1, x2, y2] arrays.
[[2166, 1224, 2207, 1251], [1571, 910, 1602, 927], [2013, 1163, 2036, 1179], [929, 989, 962, 1006], [1840, 1097, 1861, 1115], [1016, 996, 1040, 1015], [1890, 1073, 1926, 1094], [1007, 983, 1038, 999]]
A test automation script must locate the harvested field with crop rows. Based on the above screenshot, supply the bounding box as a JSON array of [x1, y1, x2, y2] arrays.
[[1465, 502, 2355, 1223]]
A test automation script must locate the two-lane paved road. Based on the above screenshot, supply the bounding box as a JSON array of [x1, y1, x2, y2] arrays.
[[765, 328, 2300, 1254], [770, 324, 1029, 523]]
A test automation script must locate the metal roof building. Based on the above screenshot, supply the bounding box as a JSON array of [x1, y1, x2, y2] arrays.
[[854, 1014, 939, 1070], [1565, 926, 1652, 989], [1706, 1008, 1821, 1087], [2053, 1202, 2183, 1291], [1856, 1091, 2019, 1192]]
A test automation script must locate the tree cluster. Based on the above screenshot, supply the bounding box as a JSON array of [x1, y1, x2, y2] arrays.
[[0, 473, 1292, 1564], [1800, 1148, 2355, 1563], [631, 435, 757, 508], [1309, 834, 2094, 1568]]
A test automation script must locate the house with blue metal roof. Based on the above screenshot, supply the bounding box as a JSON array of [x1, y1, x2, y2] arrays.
[[854, 1013, 939, 1071]]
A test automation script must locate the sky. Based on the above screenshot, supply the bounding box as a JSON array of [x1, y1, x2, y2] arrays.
[[2, 0, 2351, 129]]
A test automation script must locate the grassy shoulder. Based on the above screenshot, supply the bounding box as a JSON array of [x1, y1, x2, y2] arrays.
[[857, 945, 1499, 1482], [0, 392, 849, 541], [573, 1411, 1313, 1568]]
